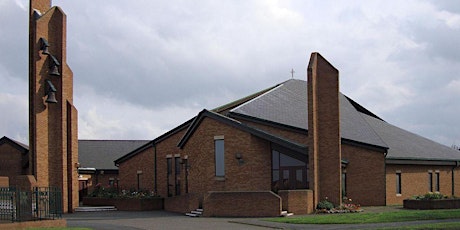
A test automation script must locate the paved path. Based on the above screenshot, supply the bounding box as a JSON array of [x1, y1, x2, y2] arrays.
[[65, 208, 460, 230]]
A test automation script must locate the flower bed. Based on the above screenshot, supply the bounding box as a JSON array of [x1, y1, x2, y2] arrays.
[[83, 185, 164, 211], [404, 193, 460, 210], [315, 198, 363, 214], [82, 197, 164, 211]]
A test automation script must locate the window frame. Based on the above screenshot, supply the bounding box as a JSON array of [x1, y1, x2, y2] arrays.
[[214, 136, 225, 178]]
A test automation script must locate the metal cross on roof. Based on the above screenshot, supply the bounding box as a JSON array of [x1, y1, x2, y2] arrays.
[[290, 68, 295, 79]]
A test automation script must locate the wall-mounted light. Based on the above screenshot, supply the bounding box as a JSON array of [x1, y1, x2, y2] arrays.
[[48, 54, 60, 76], [45, 80, 57, 103], [39, 37, 50, 55], [235, 153, 244, 165], [75, 162, 80, 168]]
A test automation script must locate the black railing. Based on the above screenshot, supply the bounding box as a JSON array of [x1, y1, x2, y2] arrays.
[[0, 187, 62, 222]]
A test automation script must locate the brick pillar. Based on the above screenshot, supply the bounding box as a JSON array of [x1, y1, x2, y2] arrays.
[[29, 0, 79, 213], [307, 52, 342, 206]]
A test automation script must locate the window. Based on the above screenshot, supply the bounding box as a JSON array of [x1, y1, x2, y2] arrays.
[[342, 171, 347, 198], [428, 172, 433, 192], [435, 172, 440, 192], [215, 138, 225, 177], [271, 149, 307, 191], [396, 172, 402, 195], [167, 158, 172, 197], [175, 157, 181, 195]]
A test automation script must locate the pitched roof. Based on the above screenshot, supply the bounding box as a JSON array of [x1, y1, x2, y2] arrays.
[[230, 79, 459, 162], [79, 140, 149, 170], [177, 109, 307, 154], [363, 114, 460, 161], [0, 136, 29, 153], [230, 79, 388, 149]]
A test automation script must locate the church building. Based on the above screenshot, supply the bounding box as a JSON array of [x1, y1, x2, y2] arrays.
[[115, 53, 460, 216]]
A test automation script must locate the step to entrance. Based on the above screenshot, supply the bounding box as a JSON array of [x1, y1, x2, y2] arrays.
[[281, 210, 294, 217], [75, 206, 117, 212], [185, 208, 203, 217]]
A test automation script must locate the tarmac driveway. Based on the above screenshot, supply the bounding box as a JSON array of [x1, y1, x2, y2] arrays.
[[65, 209, 460, 230]]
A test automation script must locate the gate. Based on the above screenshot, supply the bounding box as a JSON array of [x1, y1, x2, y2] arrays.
[[0, 187, 62, 222]]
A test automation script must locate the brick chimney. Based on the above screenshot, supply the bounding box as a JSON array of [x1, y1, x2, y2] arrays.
[[307, 52, 342, 206], [29, 0, 79, 213]]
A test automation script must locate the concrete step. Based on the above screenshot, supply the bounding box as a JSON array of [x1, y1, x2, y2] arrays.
[[186, 208, 204, 217], [75, 206, 117, 212], [185, 213, 200, 217], [281, 210, 294, 217]]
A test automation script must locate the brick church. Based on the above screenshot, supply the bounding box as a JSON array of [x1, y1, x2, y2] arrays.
[[115, 53, 460, 216], [1, 0, 459, 217]]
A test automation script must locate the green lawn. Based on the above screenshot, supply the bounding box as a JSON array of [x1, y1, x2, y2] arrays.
[[266, 209, 460, 224]]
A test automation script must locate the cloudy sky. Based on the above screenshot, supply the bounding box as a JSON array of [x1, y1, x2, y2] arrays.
[[1, 0, 459, 147]]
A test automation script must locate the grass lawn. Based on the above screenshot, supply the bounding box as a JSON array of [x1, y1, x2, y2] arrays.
[[266, 209, 460, 224]]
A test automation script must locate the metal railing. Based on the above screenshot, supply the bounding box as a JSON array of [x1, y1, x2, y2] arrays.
[[0, 187, 62, 222]]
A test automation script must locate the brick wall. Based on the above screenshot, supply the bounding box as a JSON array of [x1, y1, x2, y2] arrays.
[[164, 193, 200, 213], [118, 146, 155, 192], [0, 143, 24, 181], [386, 164, 457, 205], [307, 53, 342, 206], [342, 144, 386, 206], [180, 118, 271, 198], [278, 189, 314, 214], [203, 191, 281, 217]]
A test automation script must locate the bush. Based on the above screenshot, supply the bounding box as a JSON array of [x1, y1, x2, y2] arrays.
[[412, 192, 447, 200], [316, 199, 334, 210]]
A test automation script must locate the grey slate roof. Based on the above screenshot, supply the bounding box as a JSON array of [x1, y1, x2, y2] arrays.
[[231, 79, 388, 149], [230, 79, 460, 161], [363, 114, 460, 161], [79, 140, 149, 170]]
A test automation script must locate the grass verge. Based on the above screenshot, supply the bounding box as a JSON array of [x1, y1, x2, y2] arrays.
[[375, 221, 460, 229], [266, 209, 460, 224]]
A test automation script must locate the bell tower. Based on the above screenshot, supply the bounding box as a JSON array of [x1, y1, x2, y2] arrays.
[[29, 0, 79, 213]]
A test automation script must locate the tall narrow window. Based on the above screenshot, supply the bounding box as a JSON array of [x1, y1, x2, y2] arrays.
[[428, 172, 433, 192], [215, 137, 225, 177], [435, 172, 440, 192], [183, 159, 189, 194], [167, 158, 172, 197], [342, 171, 347, 198], [175, 157, 181, 195], [396, 172, 402, 195]]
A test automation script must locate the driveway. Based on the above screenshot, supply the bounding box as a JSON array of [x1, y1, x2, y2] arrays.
[[65, 209, 460, 230]]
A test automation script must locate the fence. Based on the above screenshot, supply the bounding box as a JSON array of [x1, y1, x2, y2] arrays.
[[0, 187, 62, 222]]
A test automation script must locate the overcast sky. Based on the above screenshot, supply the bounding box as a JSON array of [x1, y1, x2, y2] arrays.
[[1, 0, 459, 147]]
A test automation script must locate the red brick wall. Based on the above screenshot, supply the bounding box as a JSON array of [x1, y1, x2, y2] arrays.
[[342, 144, 386, 206], [155, 129, 187, 197], [118, 146, 155, 192], [181, 118, 271, 198], [278, 189, 314, 214], [307, 53, 342, 206], [0, 143, 24, 181], [203, 191, 281, 217], [164, 193, 200, 213], [386, 164, 457, 205]]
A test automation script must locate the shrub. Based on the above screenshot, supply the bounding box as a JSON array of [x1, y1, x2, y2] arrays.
[[412, 192, 447, 200], [316, 199, 334, 210]]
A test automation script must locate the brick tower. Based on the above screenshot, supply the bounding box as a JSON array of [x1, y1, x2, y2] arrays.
[[307, 53, 342, 206], [29, 0, 79, 213]]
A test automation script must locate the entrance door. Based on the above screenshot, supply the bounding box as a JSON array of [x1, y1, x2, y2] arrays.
[[280, 166, 306, 190], [272, 148, 308, 191]]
